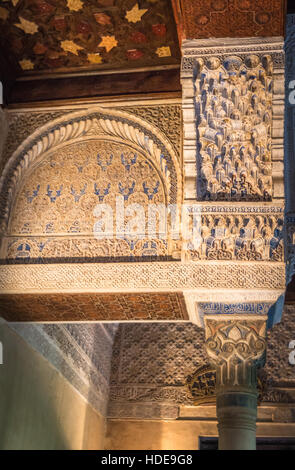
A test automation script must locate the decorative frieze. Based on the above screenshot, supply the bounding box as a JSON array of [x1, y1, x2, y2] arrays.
[[0, 262, 286, 294], [185, 207, 284, 261]]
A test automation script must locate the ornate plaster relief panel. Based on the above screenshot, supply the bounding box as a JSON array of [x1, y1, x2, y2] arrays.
[[285, 15, 295, 283], [0, 106, 182, 263], [108, 309, 295, 419], [0, 93, 286, 322], [181, 36, 285, 327], [183, 204, 284, 262], [7, 321, 118, 416]]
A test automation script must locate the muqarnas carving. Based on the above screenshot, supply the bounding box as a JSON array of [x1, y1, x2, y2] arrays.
[[194, 54, 273, 201]]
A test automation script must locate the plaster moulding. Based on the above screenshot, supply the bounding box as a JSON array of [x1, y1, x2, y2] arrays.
[[183, 290, 284, 328], [0, 261, 285, 324]]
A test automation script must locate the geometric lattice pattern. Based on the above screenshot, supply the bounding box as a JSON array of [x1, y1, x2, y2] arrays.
[[177, 0, 285, 40], [110, 323, 206, 386], [0, 292, 188, 322]]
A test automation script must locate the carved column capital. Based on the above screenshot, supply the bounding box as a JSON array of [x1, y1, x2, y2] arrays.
[[204, 315, 267, 391]]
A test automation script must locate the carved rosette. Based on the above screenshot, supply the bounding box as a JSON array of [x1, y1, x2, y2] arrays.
[[204, 315, 267, 392]]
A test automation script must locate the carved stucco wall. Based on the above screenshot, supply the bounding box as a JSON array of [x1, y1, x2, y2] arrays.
[[108, 322, 206, 419], [285, 15, 295, 282], [8, 322, 118, 417], [0, 81, 287, 326], [0, 108, 8, 163], [180, 35, 285, 325], [3, 303, 295, 423], [108, 306, 295, 420], [0, 104, 182, 263], [194, 54, 273, 201], [1, 105, 181, 176], [182, 37, 284, 202]]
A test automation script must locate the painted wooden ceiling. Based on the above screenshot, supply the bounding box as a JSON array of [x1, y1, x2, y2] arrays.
[[0, 0, 180, 76]]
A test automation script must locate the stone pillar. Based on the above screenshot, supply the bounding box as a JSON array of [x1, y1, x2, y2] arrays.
[[204, 315, 267, 450]]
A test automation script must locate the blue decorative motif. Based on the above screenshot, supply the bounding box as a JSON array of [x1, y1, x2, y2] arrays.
[[37, 242, 47, 252], [94, 183, 111, 202], [74, 157, 90, 174], [20, 223, 31, 234], [16, 243, 31, 259], [143, 181, 160, 200], [198, 302, 271, 315], [46, 185, 63, 202], [70, 184, 87, 203], [123, 238, 136, 250], [141, 240, 158, 256], [97, 152, 113, 171], [68, 220, 81, 233], [118, 182, 135, 201], [160, 154, 168, 175], [45, 223, 54, 233], [25, 185, 40, 203], [121, 152, 137, 171]]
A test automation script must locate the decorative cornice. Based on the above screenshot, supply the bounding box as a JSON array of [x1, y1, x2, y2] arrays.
[[0, 262, 286, 295], [181, 37, 285, 75]]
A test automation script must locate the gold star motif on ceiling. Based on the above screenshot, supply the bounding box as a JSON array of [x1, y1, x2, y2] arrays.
[[87, 53, 102, 64], [125, 3, 148, 23], [156, 46, 171, 57], [19, 59, 34, 70], [0, 7, 9, 21], [15, 16, 39, 34], [61, 40, 83, 55], [98, 35, 118, 53], [67, 0, 83, 12]]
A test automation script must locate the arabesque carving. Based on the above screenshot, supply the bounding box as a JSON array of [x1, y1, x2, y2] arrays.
[[0, 107, 182, 261], [0, 108, 182, 235], [3, 139, 169, 260]]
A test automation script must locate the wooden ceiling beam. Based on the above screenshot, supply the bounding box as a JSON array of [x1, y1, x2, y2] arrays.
[[6, 67, 181, 106]]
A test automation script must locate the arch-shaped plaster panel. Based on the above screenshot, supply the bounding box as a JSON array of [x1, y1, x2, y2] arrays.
[[0, 108, 182, 261]]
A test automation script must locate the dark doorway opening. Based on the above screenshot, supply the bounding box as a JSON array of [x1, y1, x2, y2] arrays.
[[199, 437, 295, 450]]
